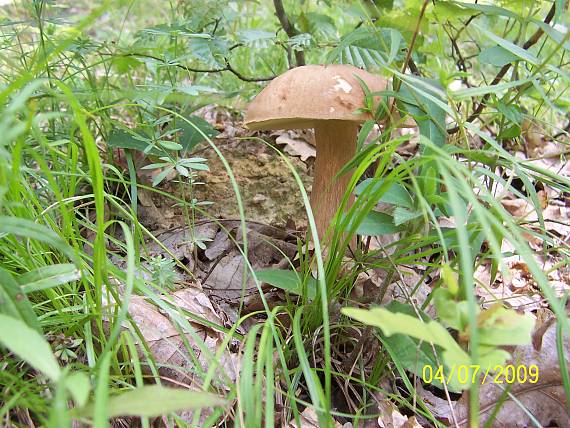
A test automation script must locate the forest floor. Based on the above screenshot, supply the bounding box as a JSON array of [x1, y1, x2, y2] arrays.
[[107, 105, 570, 427]]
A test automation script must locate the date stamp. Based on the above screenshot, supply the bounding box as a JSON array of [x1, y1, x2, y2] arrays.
[[422, 364, 539, 386]]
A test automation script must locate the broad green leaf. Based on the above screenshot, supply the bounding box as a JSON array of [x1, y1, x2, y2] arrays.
[[255, 269, 316, 299], [98, 386, 225, 417], [478, 306, 535, 346], [352, 210, 401, 236], [355, 179, 414, 209], [342, 305, 470, 363], [18, 264, 81, 293], [479, 45, 519, 67], [344, 302, 470, 391], [175, 115, 219, 152], [398, 78, 447, 148], [107, 129, 165, 156], [65, 372, 91, 408], [0, 267, 41, 331], [326, 27, 404, 68], [111, 56, 141, 73], [393, 207, 423, 226], [300, 12, 336, 40], [381, 302, 463, 392], [0, 314, 61, 382], [189, 35, 230, 68], [237, 29, 276, 48]]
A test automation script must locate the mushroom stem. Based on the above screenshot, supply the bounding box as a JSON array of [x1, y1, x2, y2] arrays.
[[310, 120, 359, 242]]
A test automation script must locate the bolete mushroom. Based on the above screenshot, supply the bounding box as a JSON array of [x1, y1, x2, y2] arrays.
[[245, 64, 387, 243]]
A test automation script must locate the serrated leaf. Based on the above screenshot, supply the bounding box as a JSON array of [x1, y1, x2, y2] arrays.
[[0, 314, 61, 382], [302, 12, 337, 40], [237, 29, 275, 49], [326, 27, 405, 68]]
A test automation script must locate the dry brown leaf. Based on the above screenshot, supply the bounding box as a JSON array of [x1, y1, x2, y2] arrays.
[[285, 407, 343, 428], [201, 224, 297, 301], [126, 289, 238, 388], [377, 401, 423, 428], [275, 131, 316, 162]]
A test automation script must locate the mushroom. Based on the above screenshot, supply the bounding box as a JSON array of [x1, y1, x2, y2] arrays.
[[245, 64, 387, 243]]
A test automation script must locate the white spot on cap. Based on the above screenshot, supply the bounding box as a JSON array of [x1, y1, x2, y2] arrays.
[[329, 107, 335, 113], [332, 75, 352, 93]]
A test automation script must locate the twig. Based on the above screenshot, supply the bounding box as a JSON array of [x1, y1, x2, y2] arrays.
[[447, 2, 559, 134], [108, 52, 275, 82], [273, 0, 305, 67]]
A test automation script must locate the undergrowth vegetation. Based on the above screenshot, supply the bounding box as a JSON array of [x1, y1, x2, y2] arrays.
[[0, 0, 569, 427]]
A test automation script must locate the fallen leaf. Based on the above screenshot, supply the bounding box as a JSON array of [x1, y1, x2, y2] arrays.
[[275, 131, 316, 162]]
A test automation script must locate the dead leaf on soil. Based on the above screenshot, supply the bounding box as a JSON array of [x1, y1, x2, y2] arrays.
[[125, 289, 238, 388], [285, 407, 343, 428], [377, 401, 423, 428], [275, 131, 316, 162]]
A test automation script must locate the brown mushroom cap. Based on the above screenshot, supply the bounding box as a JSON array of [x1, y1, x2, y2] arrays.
[[244, 64, 387, 131]]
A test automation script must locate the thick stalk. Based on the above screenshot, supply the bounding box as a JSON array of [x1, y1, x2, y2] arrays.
[[311, 121, 358, 242]]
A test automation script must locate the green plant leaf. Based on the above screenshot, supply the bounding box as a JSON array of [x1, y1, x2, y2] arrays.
[[87, 385, 225, 418], [0, 217, 76, 261], [189, 35, 230, 67], [18, 264, 81, 293], [342, 304, 470, 365], [380, 302, 464, 392], [398, 78, 447, 147], [107, 129, 165, 156], [176, 115, 219, 152], [479, 45, 519, 67], [0, 314, 61, 382], [65, 372, 91, 408], [326, 27, 404, 68], [475, 24, 540, 65], [478, 306, 535, 346], [352, 210, 401, 236], [355, 179, 414, 209], [255, 269, 316, 299], [393, 206, 423, 226], [0, 267, 41, 331], [237, 29, 276, 48]]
